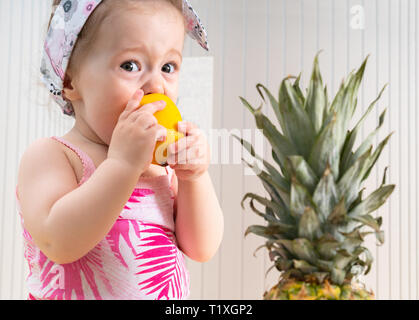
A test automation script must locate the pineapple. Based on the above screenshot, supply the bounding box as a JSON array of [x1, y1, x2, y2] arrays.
[[233, 53, 395, 300]]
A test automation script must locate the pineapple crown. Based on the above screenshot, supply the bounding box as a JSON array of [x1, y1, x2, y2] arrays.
[[234, 52, 395, 286]]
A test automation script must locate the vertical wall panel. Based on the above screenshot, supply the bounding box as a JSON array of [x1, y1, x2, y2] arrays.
[[388, 0, 401, 299], [375, 0, 390, 300], [407, 0, 417, 300], [0, 0, 418, 300], [264, 0, 285, 293], [198, 0, 222, 300], [217, 0, 246, 300], [242, 0, 269, 300]]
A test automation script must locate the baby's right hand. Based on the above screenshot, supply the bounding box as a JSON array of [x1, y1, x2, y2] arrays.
[[107, 89, 167, 176]]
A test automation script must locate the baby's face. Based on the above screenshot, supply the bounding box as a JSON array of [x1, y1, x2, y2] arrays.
[[72, 1, 185, 146]]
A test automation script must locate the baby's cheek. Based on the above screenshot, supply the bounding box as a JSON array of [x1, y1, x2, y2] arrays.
[[96, 109, 122, 145]]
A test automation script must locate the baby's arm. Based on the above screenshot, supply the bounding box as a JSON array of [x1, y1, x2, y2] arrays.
[[173, 171, 224, 262], [17, 138, 141, 264]]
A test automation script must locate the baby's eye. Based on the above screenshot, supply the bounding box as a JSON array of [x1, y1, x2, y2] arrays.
[[162, 63, 176, 74], [120, 61, 140, 72]]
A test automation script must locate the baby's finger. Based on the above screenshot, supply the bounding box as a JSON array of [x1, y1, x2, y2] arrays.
[[121, 89, 144, 119], [138, 100, 166, 116], [177, 121, 200, 136], [167, 135, 198, 158], [168, 146, 204, 165]]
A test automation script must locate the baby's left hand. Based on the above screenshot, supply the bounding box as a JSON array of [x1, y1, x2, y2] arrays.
[[167, 121, 210, 182]]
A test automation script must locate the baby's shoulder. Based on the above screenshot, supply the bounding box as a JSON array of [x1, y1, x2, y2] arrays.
[[17, 137, 77, 192], [21, 137, 65, 162]]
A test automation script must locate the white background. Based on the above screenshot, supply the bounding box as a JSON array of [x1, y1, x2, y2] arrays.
[[0, 0, 418, 300]]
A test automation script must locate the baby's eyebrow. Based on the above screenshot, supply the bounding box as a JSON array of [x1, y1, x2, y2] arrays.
[[115, 46, 182, 61], [167, 48, 183, 61], [117, 45, 145, 54]]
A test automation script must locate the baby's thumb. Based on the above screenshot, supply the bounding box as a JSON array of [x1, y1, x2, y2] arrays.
[[126, 89, 144, 113]]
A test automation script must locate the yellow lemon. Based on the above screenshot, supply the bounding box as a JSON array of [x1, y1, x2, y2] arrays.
[[139, 93, 184, 166]]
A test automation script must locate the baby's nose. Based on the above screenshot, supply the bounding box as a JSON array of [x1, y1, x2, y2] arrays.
[[142, 74, 164, 96], [143, 89, 164, 96]]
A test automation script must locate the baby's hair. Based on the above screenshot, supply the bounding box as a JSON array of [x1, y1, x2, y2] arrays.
[[41, 0, 185, 118]]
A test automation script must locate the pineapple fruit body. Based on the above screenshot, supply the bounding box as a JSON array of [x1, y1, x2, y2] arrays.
[[235, 53, 395, 300], [264, 278, 374, 300]]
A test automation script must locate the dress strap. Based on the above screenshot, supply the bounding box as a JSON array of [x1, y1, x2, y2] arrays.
[[50, 136, 96, 185]]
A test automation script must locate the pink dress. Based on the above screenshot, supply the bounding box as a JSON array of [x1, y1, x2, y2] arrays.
[[15, 136, 190, 300]]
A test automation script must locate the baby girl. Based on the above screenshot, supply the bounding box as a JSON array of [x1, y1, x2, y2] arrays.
[[16, 0, 223, 300]]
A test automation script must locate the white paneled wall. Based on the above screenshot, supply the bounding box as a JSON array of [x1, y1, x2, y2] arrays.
[[0, 0, 418, 300]]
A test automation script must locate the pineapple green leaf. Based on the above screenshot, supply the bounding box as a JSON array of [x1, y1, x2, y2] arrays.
[[298, 206, 322, 242], [313, 272, 329, 284], [242, 159, 289, 209], [232, 134, 289, 190], [352, 247, 373, 275], [292, 73, 306, 106], [331, 268, 346, 285], [381, 166, 389, 186], [284, 269, 304, 281], [348, 184, 395, 218], [333, 252, 353, 270], [285, 155, 319, 194], [290, 176, 318, 219], [315, 259, 334, 272], [256, 83, 284, 129], [348, 187, 366, 212], [272, 149, 291, 181], [242, 195, 296, 237], [245, 225, 284, 239], [292, 238, 319, 265], [248, 198, 296, 236], [250, 106, 297, 179], [293, 260, 319, 274], [340, 86, 387, 174], [265, 264, 280, 279], [330, 56, 369, 160], [375, 230, 385, 245], [241, 192, 284, 219], [270, 244, 290, 260], [322, 85, 329, 120], [327, 196, 347, 225], [247, 197, 280, 224], [241, 158, 292, 217], [351, 108, 388, 174], [312, 162, 339, 223], [239, 96, 256, 115], [278, 79, 316, 159], [307, 111, 340, 181], [329, 75, 348, 116], [277, 239, 294, 257], [340, 228, 374, 253], [337, 146, 372, 209], [253, 240, 276, 258], [361, 132, 395, 182], [350, 214, 381, 232], [363, 249, 373, 275], [339, 227, 368, 239], [260, 179, 292, 222], [275, 259, 293, 273], [253, 244, 268, 258], [305, 51, 327, 134], [316, 238, 340, 260]]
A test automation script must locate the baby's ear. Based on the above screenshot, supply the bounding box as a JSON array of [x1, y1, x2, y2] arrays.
[[62, 73, 81, 101]]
